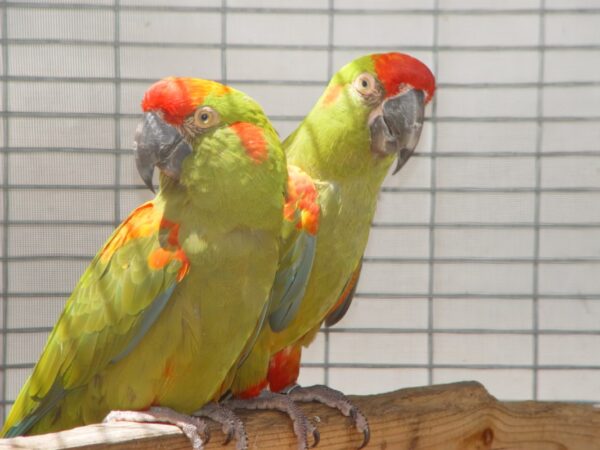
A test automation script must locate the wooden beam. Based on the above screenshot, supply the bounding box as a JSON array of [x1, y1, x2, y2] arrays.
[[2, 382, 600, 449]]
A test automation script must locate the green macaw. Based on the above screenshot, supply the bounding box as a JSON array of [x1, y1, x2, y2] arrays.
[[1, 77, 288, 448], [229, 52, 436, 446]]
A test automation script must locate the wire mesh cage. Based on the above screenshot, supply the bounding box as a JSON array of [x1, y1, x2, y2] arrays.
[[2, 0, 600, 426]]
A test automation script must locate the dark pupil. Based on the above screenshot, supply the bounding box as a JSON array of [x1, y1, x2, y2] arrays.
[[201, 113, 209, 122], [361, 79, 368, 88]]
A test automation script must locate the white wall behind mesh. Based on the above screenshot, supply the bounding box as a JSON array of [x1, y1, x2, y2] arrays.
[[2, 0, 600, 424]]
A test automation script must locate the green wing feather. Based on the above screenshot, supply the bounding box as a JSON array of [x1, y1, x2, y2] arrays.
[[2, 201, 188, 437]]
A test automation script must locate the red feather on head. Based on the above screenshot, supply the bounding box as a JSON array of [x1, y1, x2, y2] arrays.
[[141, 77, 231, 126], [372, 53, 436, 103], [141, 77, 195, 126]]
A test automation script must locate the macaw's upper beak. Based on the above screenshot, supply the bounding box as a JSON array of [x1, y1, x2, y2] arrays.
[[133, 111, 192, 192], [369, 89, 425, 175]]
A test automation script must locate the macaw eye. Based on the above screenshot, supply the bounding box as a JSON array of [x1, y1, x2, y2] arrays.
[[353, 73, 378, 97], [193, 106, 220, 128]]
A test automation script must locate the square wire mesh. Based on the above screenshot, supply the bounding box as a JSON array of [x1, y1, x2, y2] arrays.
[[2, 0, 600, 425]]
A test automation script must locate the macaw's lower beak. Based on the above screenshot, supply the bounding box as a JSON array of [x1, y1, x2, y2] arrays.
[[369, 89, 425, 175], [133, 111, 192, 192]]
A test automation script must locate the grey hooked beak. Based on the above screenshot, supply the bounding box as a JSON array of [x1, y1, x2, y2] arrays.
[[133, 111, 192, 192], [369, 89, 426, 175]]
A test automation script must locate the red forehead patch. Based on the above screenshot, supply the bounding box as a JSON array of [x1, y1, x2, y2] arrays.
[[372, 53, 436, 103], [141, 77, 231, 126], [230, 122, 268, 163], [141, 78, 195, 126]]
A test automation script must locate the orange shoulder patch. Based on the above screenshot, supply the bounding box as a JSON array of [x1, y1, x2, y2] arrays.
[[284, 165, 320, 235], [100, 202, 190, 281], [100, 203, 160, 262], [230, 122, 268, 163], [150, 218, 190, 281]]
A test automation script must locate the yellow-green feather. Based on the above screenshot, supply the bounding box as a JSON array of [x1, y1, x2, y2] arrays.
[[2, 88, 286, 437], [232, 55, 398, 395]]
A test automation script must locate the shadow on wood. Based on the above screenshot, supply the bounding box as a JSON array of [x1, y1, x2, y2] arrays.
[[1, 381, 600, 449]]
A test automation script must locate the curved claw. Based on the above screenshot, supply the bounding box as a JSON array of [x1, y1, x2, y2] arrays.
[[286, 384, 370, 449], [222, 426, 234, 446], [311, 427, 320, 448], [192, 402, 248, 450], [200, 426, 211, 445], [227, 392, 318, 450], [349, 407, 370, 449], [359, 426, 370, 449]]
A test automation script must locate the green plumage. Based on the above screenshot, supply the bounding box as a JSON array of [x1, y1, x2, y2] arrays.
[[2, 81, 287, 437], [232, 55, 397, 395]]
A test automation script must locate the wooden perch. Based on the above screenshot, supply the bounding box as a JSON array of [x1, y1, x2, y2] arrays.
[[1, 381, 600, 449]]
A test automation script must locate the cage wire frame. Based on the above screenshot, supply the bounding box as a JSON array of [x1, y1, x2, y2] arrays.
[[1, 0, 600, 425]]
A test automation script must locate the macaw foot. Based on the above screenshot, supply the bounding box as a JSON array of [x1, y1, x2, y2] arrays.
[[193, 402, 248, 450], [227, 391, 320, 450], [103, 406, 209, 450], [286, 384, 370, 449]]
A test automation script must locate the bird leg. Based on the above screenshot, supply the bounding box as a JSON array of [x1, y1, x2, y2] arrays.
[[285, 384, 370, 449], [193, 402, 248, 450], [226, 391, 320, 450], [103, 406, 209, 450]]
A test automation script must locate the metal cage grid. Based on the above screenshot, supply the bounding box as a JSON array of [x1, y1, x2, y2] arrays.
[[1, 0, 600, 425]]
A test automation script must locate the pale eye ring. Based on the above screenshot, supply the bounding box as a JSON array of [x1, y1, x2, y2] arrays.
[[193, 106, 220, 128], [353, 72, 377, 97]]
